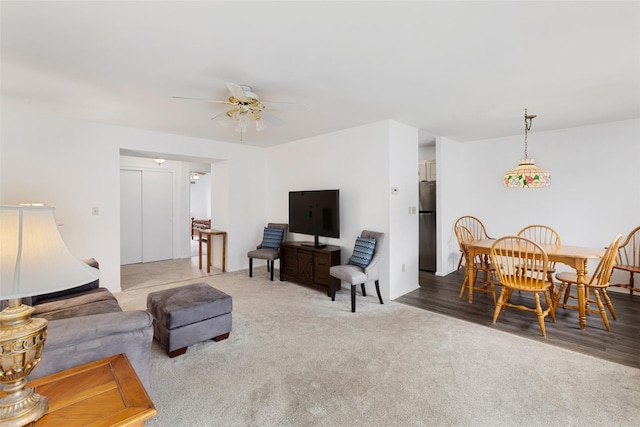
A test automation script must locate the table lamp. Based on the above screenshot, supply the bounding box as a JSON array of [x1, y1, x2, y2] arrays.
[[0, 205, 100, 426]]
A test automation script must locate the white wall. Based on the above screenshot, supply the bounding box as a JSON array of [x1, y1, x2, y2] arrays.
[[435, 136, 467, 275], [436, 118, 640, 281], [419, 145, 435, 162], [1, 109, 267, 292], [388, 121, 420, 298], [3, 107, 636, 297], [265, 120, 419, 300]]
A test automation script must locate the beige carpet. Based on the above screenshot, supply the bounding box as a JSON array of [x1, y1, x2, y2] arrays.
[[115, 268, 640, 427]]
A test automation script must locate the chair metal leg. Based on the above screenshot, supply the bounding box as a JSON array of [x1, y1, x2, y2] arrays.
[[249, 258, 253, 277], [270, 260, 274, 281], [267, 261, 270, 272], [375, 280, 383, 305], [351, 284, 356, 312], [330, 277, 336, 301], [361, 283, 367, 297]]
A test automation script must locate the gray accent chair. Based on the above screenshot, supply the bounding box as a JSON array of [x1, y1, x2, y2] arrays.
[[247, 223, 289, 281], [329, 230, 385, 312]]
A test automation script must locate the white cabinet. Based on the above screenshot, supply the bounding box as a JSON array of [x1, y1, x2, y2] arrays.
[[427, 160, 436, 181], [418, 160, 436, 181]]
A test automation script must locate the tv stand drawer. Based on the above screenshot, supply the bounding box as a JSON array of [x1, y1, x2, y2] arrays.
[[314, 254, 331, 286], [280, 242, 341, 296]]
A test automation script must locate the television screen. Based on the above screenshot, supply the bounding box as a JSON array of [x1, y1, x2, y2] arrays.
[[289, 190, 340, 240]]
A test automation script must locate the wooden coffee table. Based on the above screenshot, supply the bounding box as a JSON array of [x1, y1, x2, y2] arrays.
[[19, 353, 156, 426]]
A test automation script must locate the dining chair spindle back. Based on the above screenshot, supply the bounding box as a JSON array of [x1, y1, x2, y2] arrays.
[[611, 226, 640, 296], [455, 225, 496, 304], [490, 236, 555, 337], [454, 216, 493, 270], [517, 224, 561, 289], [554, 234, 623, 331]]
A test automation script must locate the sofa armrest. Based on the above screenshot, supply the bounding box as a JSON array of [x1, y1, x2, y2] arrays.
[[30, 310, 154, 391]]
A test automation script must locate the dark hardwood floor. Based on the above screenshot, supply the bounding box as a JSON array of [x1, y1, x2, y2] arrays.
[[396, 270, 640, 369]]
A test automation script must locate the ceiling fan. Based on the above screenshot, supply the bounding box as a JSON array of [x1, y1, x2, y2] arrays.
[[174, 82, 306, 132]]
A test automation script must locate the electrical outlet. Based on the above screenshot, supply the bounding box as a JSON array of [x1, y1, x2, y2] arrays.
[[92, 207, 99, 216], [402, 263, 405, 272]]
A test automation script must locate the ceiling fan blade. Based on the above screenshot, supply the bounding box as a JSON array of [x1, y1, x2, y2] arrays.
[[209, 111, 227, 121], [225, 82, 247, 100], [259, 111, 285, 126], [173, 96, 230, 105], [262, 101, 307, 111]]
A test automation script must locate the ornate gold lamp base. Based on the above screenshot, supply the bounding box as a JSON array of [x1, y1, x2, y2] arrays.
[[0, 300, 48, 426]]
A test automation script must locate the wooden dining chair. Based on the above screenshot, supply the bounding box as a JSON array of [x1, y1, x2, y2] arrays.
[[454, 216, 493, 270], [455, 225, 496, 304], [517, 225, 561, 291], [554, 234, 623, 331], [611, 226, 640, 296], [490, 236, 555, 337]]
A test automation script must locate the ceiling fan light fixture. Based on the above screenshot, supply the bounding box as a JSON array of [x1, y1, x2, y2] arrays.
[[217, 114, 232, 128], [255, 118, 267, 132], [235, 114, 250, 133], [174, 82, 303, 139]]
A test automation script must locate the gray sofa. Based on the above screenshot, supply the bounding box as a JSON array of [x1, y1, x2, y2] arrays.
[[3, 259, 154, 390]]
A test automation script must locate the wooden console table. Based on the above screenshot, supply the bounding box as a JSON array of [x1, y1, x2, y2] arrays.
[[280, 241, 341, 296], [198, 229, 227, 273], [18, 353, 156, 426]]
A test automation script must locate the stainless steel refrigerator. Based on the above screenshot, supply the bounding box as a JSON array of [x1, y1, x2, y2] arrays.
[[419, 180, 436, 272]]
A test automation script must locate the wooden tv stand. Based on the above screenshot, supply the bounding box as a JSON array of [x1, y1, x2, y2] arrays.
[[280, 242, 341, 296]]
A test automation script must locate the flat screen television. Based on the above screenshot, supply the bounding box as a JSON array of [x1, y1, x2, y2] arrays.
[[289, 190, 340, 248]]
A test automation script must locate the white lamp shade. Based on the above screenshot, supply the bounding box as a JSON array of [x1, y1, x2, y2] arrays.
[[1, 206, 100, 300]]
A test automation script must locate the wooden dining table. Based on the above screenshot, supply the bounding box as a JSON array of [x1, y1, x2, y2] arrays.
[[466, 238, 604, 330]]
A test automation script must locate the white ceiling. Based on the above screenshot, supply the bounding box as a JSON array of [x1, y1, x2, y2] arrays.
[[2, 1, 638, 148]]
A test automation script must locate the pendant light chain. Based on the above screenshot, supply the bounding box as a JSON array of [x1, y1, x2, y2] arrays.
[[524, 108, 536, 160]]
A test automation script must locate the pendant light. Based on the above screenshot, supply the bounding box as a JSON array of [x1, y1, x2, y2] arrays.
[[503, 109, 550, 188]]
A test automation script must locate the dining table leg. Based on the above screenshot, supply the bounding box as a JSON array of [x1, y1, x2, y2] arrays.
[[465, 249, 475, 303], [576, 259, 588, 330], [467, 268, 476, 303]]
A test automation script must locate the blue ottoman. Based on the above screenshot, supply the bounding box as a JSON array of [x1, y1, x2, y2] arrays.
[[147, 283, 232, 358]]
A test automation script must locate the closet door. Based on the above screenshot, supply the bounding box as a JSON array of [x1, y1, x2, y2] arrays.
[[120, 170, 143, 265], [142, 170, 173, 262], [120, 169, 173, 265]]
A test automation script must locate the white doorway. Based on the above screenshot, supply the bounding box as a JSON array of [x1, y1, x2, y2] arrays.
[[190, 172, 211, 257], [190, 172, 211, 221]]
